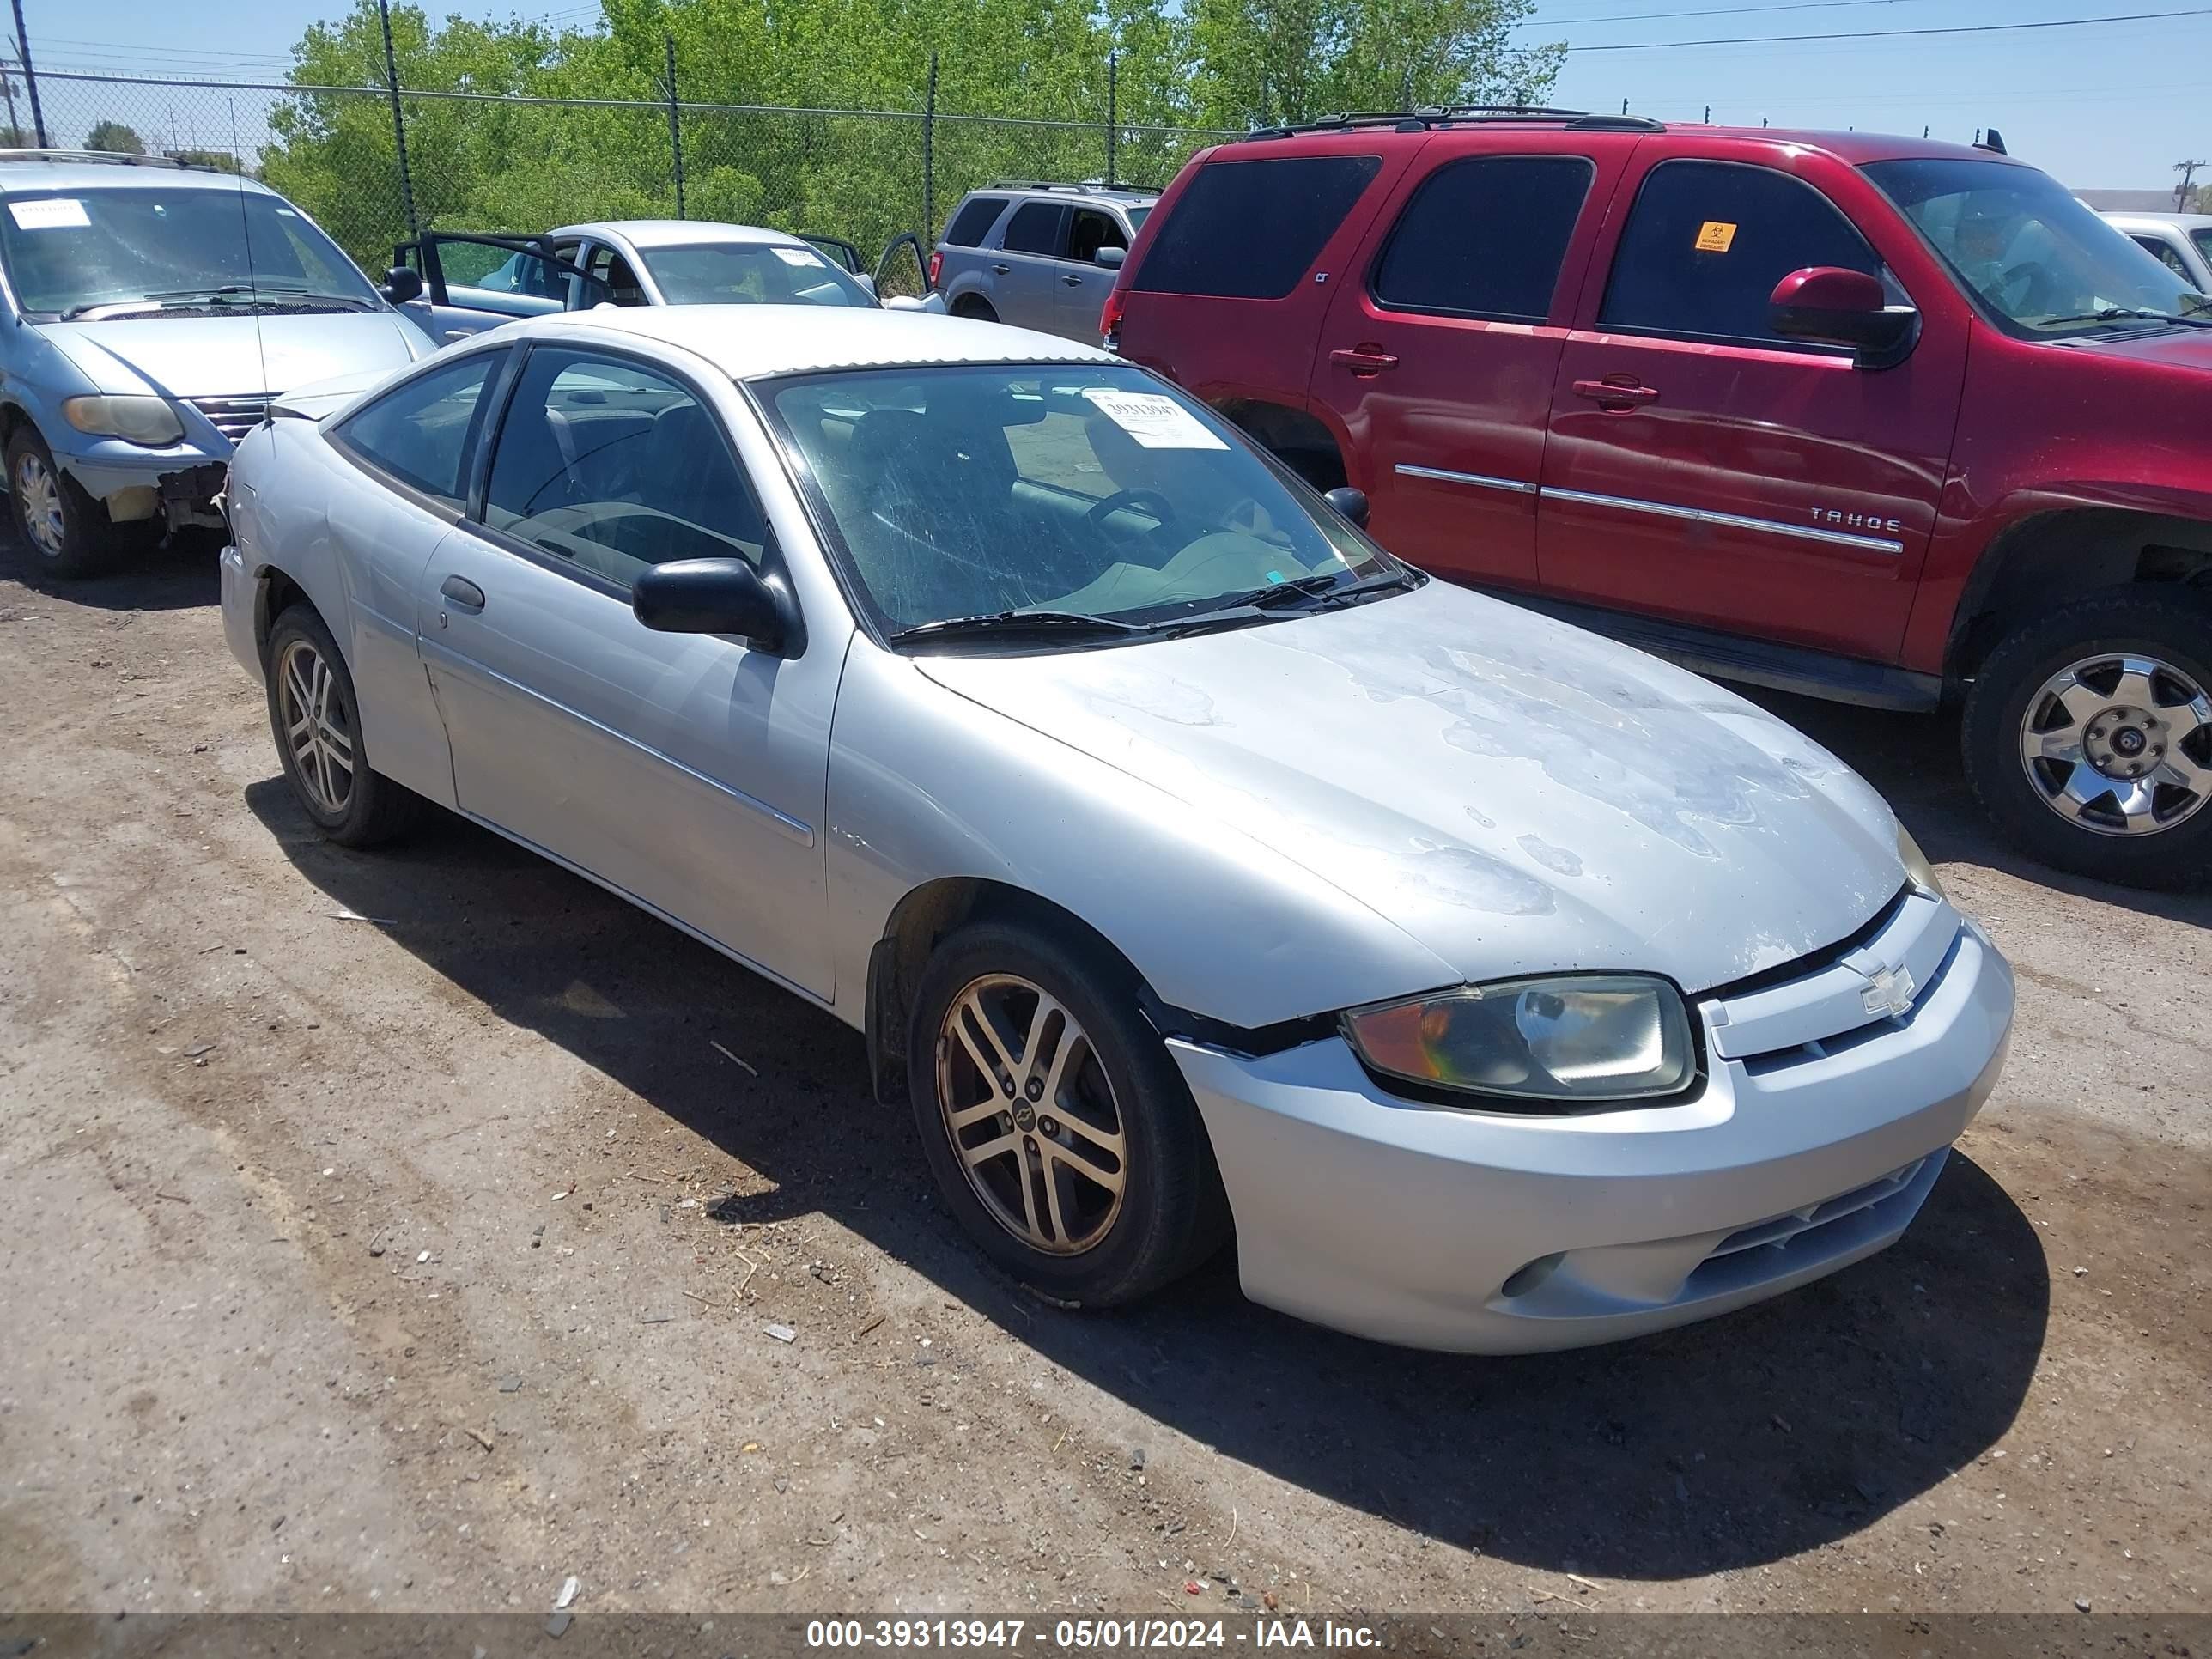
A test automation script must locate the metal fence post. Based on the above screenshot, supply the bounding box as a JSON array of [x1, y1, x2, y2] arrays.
[[1106, 51, 1116, 188], [376, 0, 419, 241], [664, 33, 685, 218], [9, 0, 46, 148], [922, 52, 937, 242]]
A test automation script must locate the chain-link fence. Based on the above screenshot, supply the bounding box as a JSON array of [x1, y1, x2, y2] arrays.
[[29, 67, 1237, 282]]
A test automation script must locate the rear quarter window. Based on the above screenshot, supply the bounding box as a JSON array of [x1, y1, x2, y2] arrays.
[[944, 196, 1006, 247], [1133, 155, 1382, 300]]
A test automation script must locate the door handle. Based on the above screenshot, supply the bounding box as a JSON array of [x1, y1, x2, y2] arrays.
[[439, 574, 486, 611], [1061, 273, 1085, 287], [990, 262, 1012, 275], [1572, 375, 1660, 409], [1328, 344, 1401, 377]]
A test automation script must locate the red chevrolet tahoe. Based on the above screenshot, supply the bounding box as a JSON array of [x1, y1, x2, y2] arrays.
[[1103, 112, 2212, 889]]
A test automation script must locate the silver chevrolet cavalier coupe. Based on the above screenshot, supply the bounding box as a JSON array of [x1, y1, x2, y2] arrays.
[[219, 307, 2014, 1352]]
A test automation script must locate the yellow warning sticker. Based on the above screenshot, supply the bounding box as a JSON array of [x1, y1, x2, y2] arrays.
[[1695, 220, 1739, 252]]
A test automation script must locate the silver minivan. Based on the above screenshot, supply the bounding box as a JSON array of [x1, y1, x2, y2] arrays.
[[0, 149, 433, 578]]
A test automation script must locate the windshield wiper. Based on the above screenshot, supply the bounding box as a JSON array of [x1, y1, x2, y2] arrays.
[[1201, 567, 1414, 617], [890, 610, 1148, 646], [2039, 305, 2212, 331]]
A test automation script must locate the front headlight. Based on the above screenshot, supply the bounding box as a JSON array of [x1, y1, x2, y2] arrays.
[[1343, 974, 1696, 1107], [62, 394, 185, 447], [1897, 824, 1947, 900]]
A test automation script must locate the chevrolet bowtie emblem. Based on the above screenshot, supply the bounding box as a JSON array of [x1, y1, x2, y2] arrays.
[[1860, 962, 1917, 1018]]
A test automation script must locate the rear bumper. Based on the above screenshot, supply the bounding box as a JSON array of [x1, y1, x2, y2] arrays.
[[1171, 919, 2013, 1353]]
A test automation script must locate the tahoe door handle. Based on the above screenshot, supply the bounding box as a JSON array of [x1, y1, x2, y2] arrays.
[[439, 575, 486, 611], [1572, 375, 1660, 409], [1329, 343, 1400, 376]]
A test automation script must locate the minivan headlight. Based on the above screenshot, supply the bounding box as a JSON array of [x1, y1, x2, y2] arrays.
[[62, 394, 185, 447], [1344, 975, 1695, 1106]]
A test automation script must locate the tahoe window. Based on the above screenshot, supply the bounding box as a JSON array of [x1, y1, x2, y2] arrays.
[[332, 352, 499, 509], [1600, 160, 1886, 346], [482, 349, 766, 588], [1371, 155, 1595, 321], [1133, 155, 1382, 300]]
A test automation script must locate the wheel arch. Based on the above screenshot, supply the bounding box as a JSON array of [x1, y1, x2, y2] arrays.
[[256, 566, 322, 667], [1212, 398, 1347, 491], [1949, 507, 2212, 682]]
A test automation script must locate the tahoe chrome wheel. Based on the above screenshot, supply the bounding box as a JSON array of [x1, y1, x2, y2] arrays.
[[2018, 652, 2212, 837], [15, 450, 65, 559], [934, 973, 1127, 1255], [277, 638, 356, 816]]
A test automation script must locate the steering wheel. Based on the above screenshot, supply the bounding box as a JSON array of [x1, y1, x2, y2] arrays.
[[1085, 488, 1177, 534], [1996, 259, 2057, 315]]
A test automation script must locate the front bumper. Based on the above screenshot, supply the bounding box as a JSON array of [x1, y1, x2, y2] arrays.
[[1172, 899, 2014, 1353], [59, 441, 228, 531]]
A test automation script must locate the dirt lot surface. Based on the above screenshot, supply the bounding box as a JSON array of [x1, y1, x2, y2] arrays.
[[2, 540, 2206, 1622]]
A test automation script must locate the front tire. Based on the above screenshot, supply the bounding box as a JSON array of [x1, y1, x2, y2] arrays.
[[1963, 587, 2212, 889], [264, 605, 422, 848], [907, 920, 1230, 1306], [8, 427, 154, 580]]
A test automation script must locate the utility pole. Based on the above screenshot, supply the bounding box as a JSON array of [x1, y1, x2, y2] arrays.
[[2176, 158, 2207, 211], [0, 54, 20, 143], [663, 33, 684, 218], [9, 0, 46, 148]]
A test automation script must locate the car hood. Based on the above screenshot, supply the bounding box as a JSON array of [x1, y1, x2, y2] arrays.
[[39, 312, 428, 399], [2064, 323, 2212, 371], [915, 581, 1905, 998]]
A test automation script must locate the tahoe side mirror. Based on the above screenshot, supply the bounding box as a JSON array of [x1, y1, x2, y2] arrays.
[[1093, 245, 1127, 270], [1768, 266, 1917, 367], [1323, 485, 1370, 529], [382, 264, 425, 305], [632, 557, 795, 654]]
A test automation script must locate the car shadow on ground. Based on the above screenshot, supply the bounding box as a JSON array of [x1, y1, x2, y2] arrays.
[[246, 777, 2050, 1581], [0, 529, 222, 612]]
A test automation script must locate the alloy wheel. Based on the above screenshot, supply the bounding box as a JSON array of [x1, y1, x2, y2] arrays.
[[934, 973, 1127, 1255], [277, 638, 356, 817], [15, 451, 65, 560], [2017, 652, 2212, 837]]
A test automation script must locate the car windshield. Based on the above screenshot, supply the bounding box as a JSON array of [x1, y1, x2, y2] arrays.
[[763, 363, 1398, 640], [1864, 158, 2211, 336], [639, 242, 876, 307], [0, 185, 377, 319]]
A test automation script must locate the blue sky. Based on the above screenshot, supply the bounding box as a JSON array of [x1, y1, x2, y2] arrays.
[[20, 0, 2210, 191]]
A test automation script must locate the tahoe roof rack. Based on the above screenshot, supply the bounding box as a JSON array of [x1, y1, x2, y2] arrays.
[[1249, 106, 1666, 138], [0, 148, 218, 172]]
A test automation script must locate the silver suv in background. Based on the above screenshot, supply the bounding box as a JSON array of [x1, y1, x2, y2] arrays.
[[929, 182, 1155, 340], [0, 149, 433, 578], [2100, 210, 2212, 292]]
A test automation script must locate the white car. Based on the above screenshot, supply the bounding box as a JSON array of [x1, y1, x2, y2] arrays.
[[218, 306, 2014, 1352], [2101, 211, 2212, 292]]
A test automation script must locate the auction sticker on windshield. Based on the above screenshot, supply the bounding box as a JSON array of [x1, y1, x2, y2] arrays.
[[9, 198, 89, 231], [1081, 388, 1228, 450], [773, 246, 824, 266]]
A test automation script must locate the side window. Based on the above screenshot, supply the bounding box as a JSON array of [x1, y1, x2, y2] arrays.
[[1600, 160, 1884, 346], [1001, 203, 1066, 257], [2132, 234, 2192, 281], [333, 352, 498, 508], [481, 349, 768, 590], [1066, 208, 1127, 265], [1370, 155, 1595, 321], [1133, 155, 1382, 300], [584, 245, 647, 307], [945, 196, 1006, 247]]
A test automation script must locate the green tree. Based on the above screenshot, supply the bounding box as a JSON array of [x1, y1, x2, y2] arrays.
[[166, 148, 246, 175], [86, 119, 149, 154]]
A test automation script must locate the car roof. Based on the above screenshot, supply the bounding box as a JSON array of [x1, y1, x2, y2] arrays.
[[548, 220, 811, 251], [0, 155, 277, 196], [495, 305, 1120, 380], [963, 184, 1157, 205], [1213, 118, 2021, 170], [2102, 211, 2212, 231]]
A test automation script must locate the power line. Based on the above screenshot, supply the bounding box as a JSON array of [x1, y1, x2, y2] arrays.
[[1526, 0, 1924, 27], [1567, 5, 2212, 50]]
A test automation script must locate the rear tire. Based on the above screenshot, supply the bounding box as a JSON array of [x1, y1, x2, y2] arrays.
[[8, 427, 155, 580], [264, 605, 423, 848], [907, 919, 1230, 1306], [1963, 587, 2212, 889], [950, 295, 999, 323]]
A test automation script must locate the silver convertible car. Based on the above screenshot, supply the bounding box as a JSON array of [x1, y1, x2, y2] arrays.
[[219, 307, 2014, 1352]]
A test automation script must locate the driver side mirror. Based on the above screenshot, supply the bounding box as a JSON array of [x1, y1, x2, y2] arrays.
[[1769, 266, 1917, 368], [1093, 245, 1127, 270], [381, 264, 424, 305], [1323, 486, 1370, 529], [632, 557, 797, 655]]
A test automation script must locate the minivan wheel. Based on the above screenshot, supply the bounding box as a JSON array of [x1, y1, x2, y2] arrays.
[[1963, 588, 2212, 888], [7, 428, 151, 580], [907, 920, 1230, 1306], [264, 605, 423, 847]]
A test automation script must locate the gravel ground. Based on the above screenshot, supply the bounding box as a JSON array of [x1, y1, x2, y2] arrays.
[[1, 538, 2205, 1621]]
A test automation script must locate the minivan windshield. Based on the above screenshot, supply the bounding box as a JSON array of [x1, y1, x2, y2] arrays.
[[638, 242, 876, 307], [763, 364, 1402, 641], [1864, 158, 2211, 336], [0, 185, 380, 319]]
